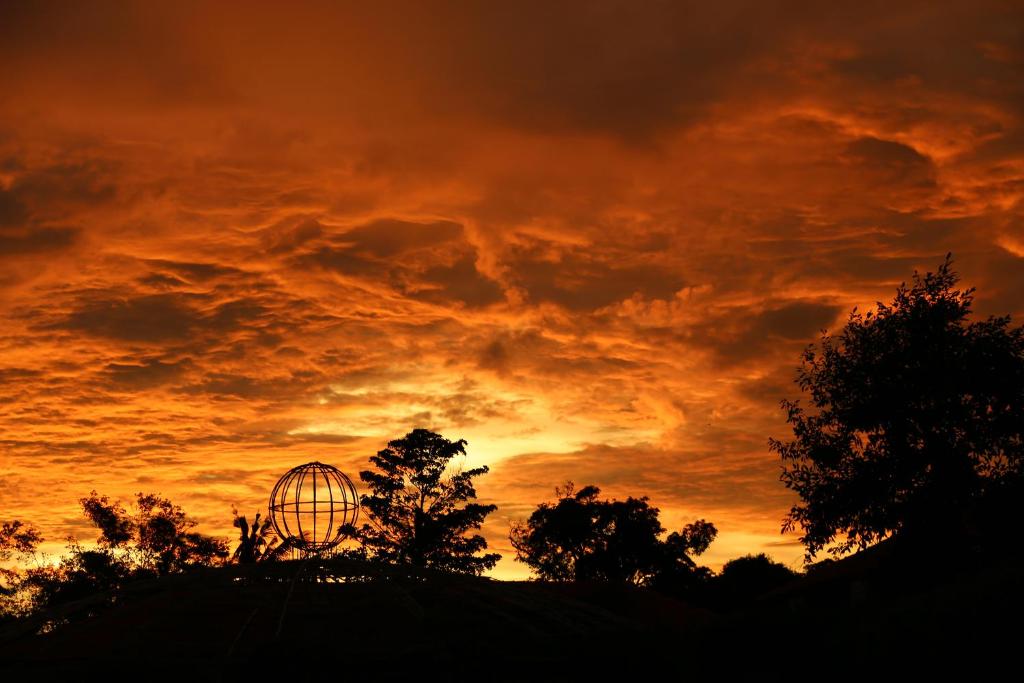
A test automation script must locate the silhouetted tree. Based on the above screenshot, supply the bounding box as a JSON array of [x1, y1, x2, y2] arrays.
[[667, 519, 717, 558], [771, 255, 1024, 559], [356, 428, 500, 575], [81, 490, 228, 575], [231, 510, 289, 563], [510, 483, 717, 586], [714, 553, 798, 608], [3, 495, 227, 617], [1, 520, 41, 611], [1, 521, 40, 576], [15, 493, 227, 612]]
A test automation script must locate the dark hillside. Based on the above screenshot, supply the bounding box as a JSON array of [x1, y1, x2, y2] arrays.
[[3, 548, 1022, 681], [702, 540, 1024, 680], [0, 558, 714, 681]]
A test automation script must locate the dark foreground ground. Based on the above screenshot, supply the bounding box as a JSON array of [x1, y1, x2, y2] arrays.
[[1, 548, 1022, 681]]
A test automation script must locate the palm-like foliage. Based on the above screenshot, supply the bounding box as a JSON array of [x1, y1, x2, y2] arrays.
[[231, 511, 290, 563]]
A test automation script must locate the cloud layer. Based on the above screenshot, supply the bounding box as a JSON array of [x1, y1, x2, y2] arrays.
[[1, 1, 1022, 575]]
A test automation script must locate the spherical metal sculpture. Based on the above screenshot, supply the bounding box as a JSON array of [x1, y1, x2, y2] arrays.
[[268, 461, 360, 555]]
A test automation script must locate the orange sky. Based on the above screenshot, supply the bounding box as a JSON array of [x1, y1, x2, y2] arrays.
[[1, 1, 1022, 578]]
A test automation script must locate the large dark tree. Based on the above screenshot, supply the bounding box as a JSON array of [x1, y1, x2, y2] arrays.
[[356, 429, 500, 575], [510, 483, 716, 586], [771, 256, 1024, 559]]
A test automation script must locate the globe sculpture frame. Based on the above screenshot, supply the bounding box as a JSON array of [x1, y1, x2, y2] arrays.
[[268, 461, 360, 556]]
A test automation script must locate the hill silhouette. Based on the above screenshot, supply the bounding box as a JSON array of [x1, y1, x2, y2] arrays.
[[2, 545, 1021, 681], [0, 556, 715, 681]]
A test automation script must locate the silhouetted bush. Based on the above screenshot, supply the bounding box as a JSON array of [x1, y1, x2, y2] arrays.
[[713, 553, 799, 608], [511, 482, 716, 589], [20, 544, 133, 611]]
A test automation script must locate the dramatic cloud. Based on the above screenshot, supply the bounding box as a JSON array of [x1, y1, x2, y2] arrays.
[[1, 1, 1022, 576]]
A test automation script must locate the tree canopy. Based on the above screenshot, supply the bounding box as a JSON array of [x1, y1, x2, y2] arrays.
[[715, 553, 798, 607], [81, 491, 228, 574], [2, 492, 227, 617], [356, 428, 500, 575], [771, 256, 1024, 559], [0, 520, 41, 565], [510, 483, 716, 586], [1, 520, 41, 600]]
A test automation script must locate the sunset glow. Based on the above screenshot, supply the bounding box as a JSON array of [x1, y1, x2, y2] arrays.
[[2, 1, 1023, 579]]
